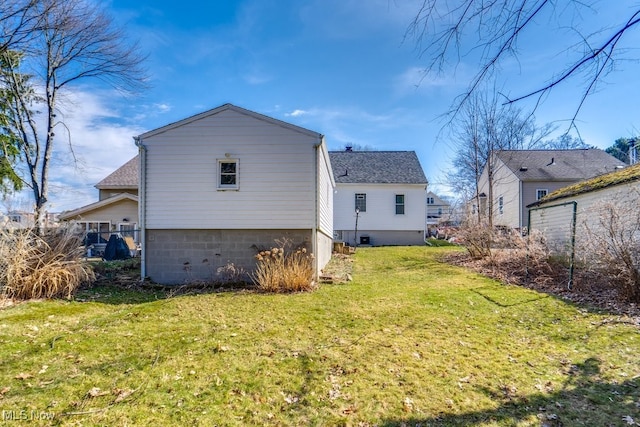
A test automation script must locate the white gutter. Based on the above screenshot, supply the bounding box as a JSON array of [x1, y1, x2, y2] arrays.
[[133, 136, 146, 279]]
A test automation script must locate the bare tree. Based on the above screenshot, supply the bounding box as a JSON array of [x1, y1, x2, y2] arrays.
[[407, 1, 640, 129], [447, 91, 551, 226], [0, 0, 44, 54], [0, 0, 147, 231], [576, 190, 640, 302]]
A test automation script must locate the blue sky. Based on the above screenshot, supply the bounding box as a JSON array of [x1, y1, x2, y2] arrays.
[[12, 0, 640, 212]]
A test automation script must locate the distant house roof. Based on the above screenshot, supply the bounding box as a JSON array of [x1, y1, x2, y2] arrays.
[[528, 163, 640, 208], [426, 191, 450, 207], [96, 155, 139, 189], [328, 151, 428, 184], [496, 149, 625, 181]]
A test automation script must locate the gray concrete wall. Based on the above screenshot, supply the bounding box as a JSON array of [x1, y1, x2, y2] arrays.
[[145, 229, 313, 284], [316, 230, 333, 275]]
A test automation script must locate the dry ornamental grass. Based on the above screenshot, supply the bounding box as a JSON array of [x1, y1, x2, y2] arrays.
[[252, 238, 315, 293], [0, 227, 95, 300]]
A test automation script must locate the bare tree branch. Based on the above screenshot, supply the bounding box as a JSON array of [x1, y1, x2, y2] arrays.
[[407, 1, 640, 124], [0, 0, 148, 231]]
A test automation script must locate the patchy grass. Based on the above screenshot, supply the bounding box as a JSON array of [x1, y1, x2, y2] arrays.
[[0, 246, 638, 426]]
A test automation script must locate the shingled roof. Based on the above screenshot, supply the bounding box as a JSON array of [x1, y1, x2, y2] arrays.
[[496, 149, 625, 181], [95, 155, 139, 189], [328, 151, 427, 184]]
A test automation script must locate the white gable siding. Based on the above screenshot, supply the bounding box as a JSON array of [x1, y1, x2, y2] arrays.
[[142, 108, 320, 229], [334, 183, 426, 232]]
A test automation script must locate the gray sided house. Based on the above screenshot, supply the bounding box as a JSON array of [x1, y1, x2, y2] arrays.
[[136, 104, 335, 285], [329, 150, 428, 246], [477, 149, 625, 229]]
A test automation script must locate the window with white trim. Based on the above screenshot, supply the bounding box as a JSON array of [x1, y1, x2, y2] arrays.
[[498, 196, 504, 215], [536, 189, 548, 200], [355, 193, 366, 212], [218, 159, 238, 189], [77, 221, 111, 245], [395, 194, 405, 215], [427, 197, 434, 204]]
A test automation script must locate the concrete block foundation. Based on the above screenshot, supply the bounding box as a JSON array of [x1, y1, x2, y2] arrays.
[[145, 229, 313, 285]]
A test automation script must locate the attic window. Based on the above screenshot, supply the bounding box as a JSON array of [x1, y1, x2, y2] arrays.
[[218, 159, 239, 190], [536, 189, 548, 200]]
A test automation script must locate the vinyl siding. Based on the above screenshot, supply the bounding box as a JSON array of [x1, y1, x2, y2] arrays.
[[64, 198, 139, 227], [142, 108, 320, 229], [485, 159, 521, 228], [317, 142, 334, 236], [480, 157, 580, 228], [530, 180, 640, 256], [333, 183, 426, 233], [520, 180, 575, 228]]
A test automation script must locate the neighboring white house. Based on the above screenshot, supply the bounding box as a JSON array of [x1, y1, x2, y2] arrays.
[[329, 150, 428, 246], [477, 149, 625, 229], [426, 191, 452, 234], [135, 103, 335, 284]]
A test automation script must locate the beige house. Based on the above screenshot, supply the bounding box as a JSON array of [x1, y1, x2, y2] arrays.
[[136, 104, 334, 285], [477, 149, 625, 229], [58, 156, 139, 245]]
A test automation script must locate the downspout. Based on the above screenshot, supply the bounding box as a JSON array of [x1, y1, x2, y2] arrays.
[[134, 136, 146, 279], [519, 180, 523, 229], [313, 139, 320, 280], [423, 184, 428, 244]]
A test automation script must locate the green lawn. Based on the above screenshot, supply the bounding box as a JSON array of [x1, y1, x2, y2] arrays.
[[0, 246, 638, 426]]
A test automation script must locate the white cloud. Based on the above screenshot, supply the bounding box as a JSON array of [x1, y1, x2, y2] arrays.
[[155, 103, 171, 113], [286, 109, 308, 117]]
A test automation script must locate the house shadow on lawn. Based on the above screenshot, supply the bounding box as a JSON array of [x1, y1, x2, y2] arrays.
[[380, 357, 640, 426], [75, 281, 257, 305]]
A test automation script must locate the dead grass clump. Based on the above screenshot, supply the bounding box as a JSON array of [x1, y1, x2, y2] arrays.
[[0, 227, 95, 300], [252, 238, 315, 293]]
